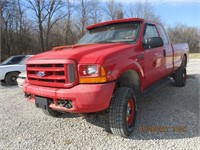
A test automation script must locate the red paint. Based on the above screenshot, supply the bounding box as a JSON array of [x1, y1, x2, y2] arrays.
[[23, 82, 115, 113], [127, 98, 134, 126], [23, 18, 189, 113], [86, 18, 144, 30]]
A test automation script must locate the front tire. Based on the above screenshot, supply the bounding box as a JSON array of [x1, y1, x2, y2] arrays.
[[42, 108, 63, 117], [109, 87, 137, 137]]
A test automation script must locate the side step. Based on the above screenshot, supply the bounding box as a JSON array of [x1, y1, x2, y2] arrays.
[[142, 77, 172, 96]]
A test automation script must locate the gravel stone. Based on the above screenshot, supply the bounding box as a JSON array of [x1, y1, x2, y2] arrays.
[[0, 59, 200, 150]]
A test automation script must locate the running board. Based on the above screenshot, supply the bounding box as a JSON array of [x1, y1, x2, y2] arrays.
[[142, 77, 172, 96]]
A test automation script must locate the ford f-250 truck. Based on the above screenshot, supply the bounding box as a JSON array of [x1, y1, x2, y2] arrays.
[[23, 18, 189, 137]]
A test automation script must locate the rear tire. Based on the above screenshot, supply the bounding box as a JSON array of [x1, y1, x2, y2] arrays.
[[5, 72, 19, 85], [175, 56, 186, 87], [109, 87, 137, 137], [42, 108, 62, 117]]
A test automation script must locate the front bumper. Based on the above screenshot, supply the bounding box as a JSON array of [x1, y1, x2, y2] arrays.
[[23, 82, 115, 113]]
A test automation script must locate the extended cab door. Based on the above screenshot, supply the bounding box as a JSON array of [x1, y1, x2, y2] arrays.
[[156, 25, 173, 74], [143, 23, 166, 88]]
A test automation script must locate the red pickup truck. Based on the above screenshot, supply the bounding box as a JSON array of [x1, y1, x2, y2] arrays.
[[23, 18, 189, 137]]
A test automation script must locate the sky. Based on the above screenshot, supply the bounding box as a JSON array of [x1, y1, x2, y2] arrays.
[[24, 0, 200, 28], [114, 0, 200, 27]]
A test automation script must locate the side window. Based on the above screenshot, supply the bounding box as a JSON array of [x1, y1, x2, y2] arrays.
[[157, 25, 169, 45], [10, 56, 24, 64], [144, 24, 159, 39]]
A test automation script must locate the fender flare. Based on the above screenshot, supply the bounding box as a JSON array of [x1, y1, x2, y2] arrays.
[[116, 61, 144, 80]]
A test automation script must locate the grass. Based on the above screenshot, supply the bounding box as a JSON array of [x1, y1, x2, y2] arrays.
[[189, 53, 200, 59]]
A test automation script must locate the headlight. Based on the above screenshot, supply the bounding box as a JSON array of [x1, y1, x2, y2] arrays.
[[79, 65, 98, 76], [78, 64, 107, 83], [88, 66, 98, 75]]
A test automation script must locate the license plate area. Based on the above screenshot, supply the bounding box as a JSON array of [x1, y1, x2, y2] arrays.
[[35, 96, 49, 110]]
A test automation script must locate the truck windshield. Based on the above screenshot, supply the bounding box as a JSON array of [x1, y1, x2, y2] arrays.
[[78, 22, 140, 44]]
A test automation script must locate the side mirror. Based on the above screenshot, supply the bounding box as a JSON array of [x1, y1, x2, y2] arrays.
[[143, 37, 164, 49]]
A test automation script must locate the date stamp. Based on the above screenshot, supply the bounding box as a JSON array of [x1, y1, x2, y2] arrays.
[[138, 125, 187, 133]]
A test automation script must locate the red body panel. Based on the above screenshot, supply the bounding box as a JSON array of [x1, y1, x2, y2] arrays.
[[23, 81, 115, 113], [86, 18, 144, 30], [23, 18, 189, 113]]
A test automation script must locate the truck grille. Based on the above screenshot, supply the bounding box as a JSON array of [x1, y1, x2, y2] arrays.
[[26, 59, 77, 88]]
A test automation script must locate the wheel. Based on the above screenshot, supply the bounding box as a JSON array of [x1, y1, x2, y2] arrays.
[[109, 87, 137, 137], [5, 72, 19, 85], [42, 108, 63, 117], [175, 56, 186, 87], [1, 80, 5, 83]]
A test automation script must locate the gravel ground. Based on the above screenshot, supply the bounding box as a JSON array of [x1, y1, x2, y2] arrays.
[[0, 59, 200, 150]]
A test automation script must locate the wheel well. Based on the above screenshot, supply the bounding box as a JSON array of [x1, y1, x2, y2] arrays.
[[184, 54, 187, 66], [5, 71, 21, 79], [116, 70, 141, 95]]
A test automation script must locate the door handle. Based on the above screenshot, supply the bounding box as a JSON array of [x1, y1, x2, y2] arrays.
[[163, 49, 166, 57]]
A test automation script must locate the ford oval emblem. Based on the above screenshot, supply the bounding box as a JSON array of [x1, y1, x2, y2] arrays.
[[37, 71, 45, 77]]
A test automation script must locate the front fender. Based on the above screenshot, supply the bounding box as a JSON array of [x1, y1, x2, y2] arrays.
[[105, 60, 144, 82]]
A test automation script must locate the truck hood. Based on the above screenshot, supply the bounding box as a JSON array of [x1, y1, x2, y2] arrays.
[[29, 43, 136, 64]]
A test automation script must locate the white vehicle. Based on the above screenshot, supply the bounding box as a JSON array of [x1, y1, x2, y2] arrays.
[[0, 55, 32, 85], [17, 72, 26, 88]]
